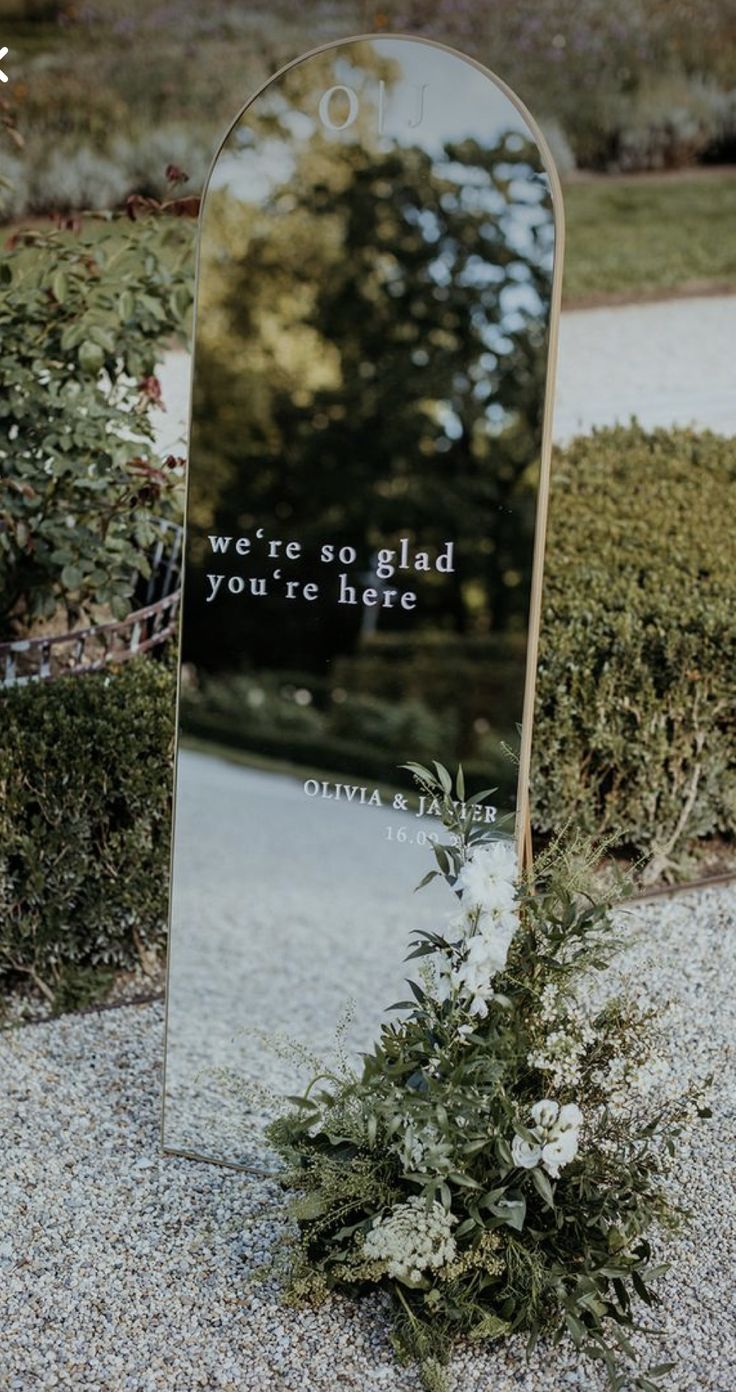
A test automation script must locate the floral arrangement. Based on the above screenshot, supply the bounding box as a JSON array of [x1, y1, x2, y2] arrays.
[[268, 763, 709, 1391]]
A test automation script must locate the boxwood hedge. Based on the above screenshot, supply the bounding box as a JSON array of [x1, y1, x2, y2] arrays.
[[533, 424, 735, 880], [0, 657, 175, 996]]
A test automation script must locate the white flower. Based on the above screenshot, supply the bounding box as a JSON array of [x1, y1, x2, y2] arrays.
[[528, 1025, 590, 1090], [476, 904, 519, 938], [433, 841, 520, 1022], [446, 907, 477, 941], [512, 1098, 583, 1180], [453, 925, 515, 1015], [363, 1197, 457, 1284], [511, 1135, 542, 1169], [455, 841, 518, 915], [466, 928, 511, 977]]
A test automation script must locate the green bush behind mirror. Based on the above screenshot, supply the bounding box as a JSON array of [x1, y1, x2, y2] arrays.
[[163, 35, 563, 1169]]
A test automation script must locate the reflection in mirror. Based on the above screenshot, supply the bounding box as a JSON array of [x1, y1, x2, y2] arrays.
[[163, 36, 562, 1168]]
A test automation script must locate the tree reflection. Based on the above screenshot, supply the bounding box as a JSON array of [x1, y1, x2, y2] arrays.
[[186, 125, 553, 675]]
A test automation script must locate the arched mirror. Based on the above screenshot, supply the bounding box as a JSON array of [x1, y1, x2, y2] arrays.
[[163, 35, 563, 1169]]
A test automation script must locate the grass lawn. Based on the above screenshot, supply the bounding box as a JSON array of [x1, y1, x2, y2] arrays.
[[563, 172, 736, 306]]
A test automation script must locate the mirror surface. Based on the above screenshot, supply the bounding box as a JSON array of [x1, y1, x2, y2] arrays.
[[163, 36, 560, 1168]]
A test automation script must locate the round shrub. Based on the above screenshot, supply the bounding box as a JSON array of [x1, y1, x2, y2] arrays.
[[533, 424, 736, 879]]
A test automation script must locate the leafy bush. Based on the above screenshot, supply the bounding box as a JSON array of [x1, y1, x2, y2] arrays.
[[0, 658, 175, 996], [611, 76, 736, 173], [534, 425, 736, 879], [0, 215, 194, 636]]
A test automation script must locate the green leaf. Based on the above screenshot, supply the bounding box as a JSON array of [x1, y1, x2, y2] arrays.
[[433, 844, 451, 874], [78, 341, 105, 375], [488, 1195, 526, 1231], [609, 1324, 636, 1359], [530, 1166, 555, 1208], [632, 1270, 653, 1305], [110, 595, 131, 620], [468, 1313, 510, 1342], [401, 761, 433, 783], [465, 786, 498, 807], [433, 761, 452, 794], [60, 565, 82, 591], [480, 1187, 507, 1207], [495, 1137, 513, 1167], [565, 1313, 584, 1348], [414, 869, 439, 892], [52, 270, 68, 304], [88, 325, 117, 353], [447, 1170, 482, 1189]]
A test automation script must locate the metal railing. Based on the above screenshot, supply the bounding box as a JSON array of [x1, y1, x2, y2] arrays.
[[0, 519, 183, 688]]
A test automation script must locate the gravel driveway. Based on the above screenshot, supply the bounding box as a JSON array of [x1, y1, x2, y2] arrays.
[[2, 880, 735, 1392]]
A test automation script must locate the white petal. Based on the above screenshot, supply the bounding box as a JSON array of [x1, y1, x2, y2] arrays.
[[542, 1132, 579, 1174], [531, 1099, 559, 1130], [512, 1135, 542, 1169]]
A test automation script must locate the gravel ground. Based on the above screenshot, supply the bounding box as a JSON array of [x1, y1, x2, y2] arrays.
[[2, 881, 735, 1392], [553, 294, 736, 440]]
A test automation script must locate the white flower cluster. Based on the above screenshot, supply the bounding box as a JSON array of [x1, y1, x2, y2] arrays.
[[511, 1099, 583, 1179], [528, 986, 596, 1089], [363, 1197, 457, 1284], [436, 841, 519, 1019]]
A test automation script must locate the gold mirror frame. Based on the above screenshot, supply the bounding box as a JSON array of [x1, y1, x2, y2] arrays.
[[162, 32, 565, 1170]]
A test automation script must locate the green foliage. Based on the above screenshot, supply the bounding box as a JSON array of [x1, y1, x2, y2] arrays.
[[0, 658, 175, 997], [268, 765, 706, 1390], [535, 424, 736, 879], [0, 215, 193, 635]]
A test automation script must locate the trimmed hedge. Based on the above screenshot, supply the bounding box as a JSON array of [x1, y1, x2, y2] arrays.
[[534, 425, 736, 879], [0, 658, 175, 993]]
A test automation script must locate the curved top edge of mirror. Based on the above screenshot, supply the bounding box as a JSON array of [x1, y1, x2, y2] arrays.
[[197, 32, 565, 233]]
